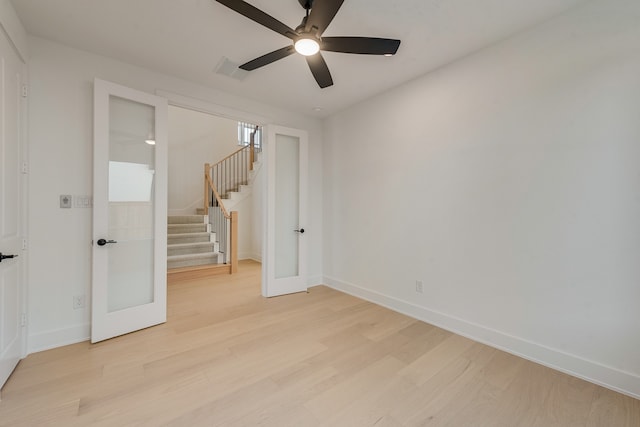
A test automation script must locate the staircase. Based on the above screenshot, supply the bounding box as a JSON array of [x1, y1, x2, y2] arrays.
[[168, 129, 262, 282], [167, 215, 219, 269]]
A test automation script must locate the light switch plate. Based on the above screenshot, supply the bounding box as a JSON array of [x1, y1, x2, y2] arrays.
[[74, 195, 93, 208], [60, 194, 72, 208]]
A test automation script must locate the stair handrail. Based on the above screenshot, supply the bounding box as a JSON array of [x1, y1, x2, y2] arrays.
[[210, 144, 252, 169], [204, 166, 230, 218]]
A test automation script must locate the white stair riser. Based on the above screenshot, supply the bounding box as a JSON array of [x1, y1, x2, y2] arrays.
[[167, 215, 206, 224], [168, 224, 208, 234], [167, 254, 219, 269], [168, 234, 211, 245], [168, 243, 216, 256]]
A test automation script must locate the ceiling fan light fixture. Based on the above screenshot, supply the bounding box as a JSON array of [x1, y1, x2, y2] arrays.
[[145, 132, 156, 145], [294, 37, 320, 56]]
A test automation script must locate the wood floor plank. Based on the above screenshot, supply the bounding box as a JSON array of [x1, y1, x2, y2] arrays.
[[0, 260, 638, 426], [532, 375, 597, 427], [319, 374, 417, 426], [395, 343, 498, 425], [304, 355, 407, 419], [488, 361, 562, 426], [586, 386, 640, 427], [398, 333, 475, 386]]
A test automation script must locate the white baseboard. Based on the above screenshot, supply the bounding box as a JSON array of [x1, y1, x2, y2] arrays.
[[307, 275, 324, 287], [28, 323, 90, 354], [322, 275, 640, 400], [243, 252, 262, 262]]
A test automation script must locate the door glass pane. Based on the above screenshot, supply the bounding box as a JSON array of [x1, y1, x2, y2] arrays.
[[275, 134, 300, 279], [107, 95, 156, 312]]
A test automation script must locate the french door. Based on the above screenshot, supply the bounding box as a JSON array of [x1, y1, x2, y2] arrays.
[[92, 79, 168, 343], [262, 125, 309, 297], [0, 30, 26, 388]]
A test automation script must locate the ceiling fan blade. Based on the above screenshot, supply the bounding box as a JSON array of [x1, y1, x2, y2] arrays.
[[305, 0, 344, 36], [240, 46, 296, 71], [321, 37, 401, 55], [215, 0, 297, 39], [306, 52, 333, 88]]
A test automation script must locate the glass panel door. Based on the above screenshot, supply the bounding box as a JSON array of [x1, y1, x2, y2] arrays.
[[263, 126, 308, 297], [107, 96, 156, 312], [92, 79, 167, 343], [275, 134, 300, 279]]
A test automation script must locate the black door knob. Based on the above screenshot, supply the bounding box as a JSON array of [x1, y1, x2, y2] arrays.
[[0, 252, 18, 262], [294, 228, 305, 234], [97, 239, 117, 246]]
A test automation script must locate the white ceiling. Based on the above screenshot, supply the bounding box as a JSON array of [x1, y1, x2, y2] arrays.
[[12, 0, 588, 117]]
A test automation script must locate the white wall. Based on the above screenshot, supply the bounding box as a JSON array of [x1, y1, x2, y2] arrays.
[[0, 0, 28, 61], [168, 106, 238, 214], [26, 36, 323, 352], [226, 190, 255, 262], [323, 0, 640, 398]]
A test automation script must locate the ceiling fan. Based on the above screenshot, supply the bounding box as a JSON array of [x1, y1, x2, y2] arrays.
[[215, 0, 401, 88]]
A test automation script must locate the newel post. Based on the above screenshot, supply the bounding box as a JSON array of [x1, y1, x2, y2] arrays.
[[230, 211, 238, 274], [203, 163, 210, 216]]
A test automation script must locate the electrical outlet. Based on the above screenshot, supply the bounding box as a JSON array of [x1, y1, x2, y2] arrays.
[[60, 194, 72, 209], [73, 295, 85, 309], [415, 280, 424, 293]]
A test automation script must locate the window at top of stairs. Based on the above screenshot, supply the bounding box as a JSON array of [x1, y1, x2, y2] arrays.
[[238, 121, 262, 150]]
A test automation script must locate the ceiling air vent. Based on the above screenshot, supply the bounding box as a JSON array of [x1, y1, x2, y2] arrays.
[[214, 57, 249, 81]]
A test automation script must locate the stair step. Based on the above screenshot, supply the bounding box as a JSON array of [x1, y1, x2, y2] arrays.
[[167, 252, 219, 269], [167, 242, 216, 256], [168, 232, 211, 245], [168, 223, 208, 234], [168, 215, 206, 224]]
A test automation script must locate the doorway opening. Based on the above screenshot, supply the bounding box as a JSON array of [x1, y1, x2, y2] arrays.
[[166, 105, 264, 286]]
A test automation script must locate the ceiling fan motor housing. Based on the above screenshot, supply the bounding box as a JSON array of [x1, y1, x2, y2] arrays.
[[298, 0, 314, 10]]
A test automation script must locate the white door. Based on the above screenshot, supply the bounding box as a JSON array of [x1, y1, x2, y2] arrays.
[[0, 31, 26, 387], [92, 79, 168, 343], [262, 126, 308, 297]]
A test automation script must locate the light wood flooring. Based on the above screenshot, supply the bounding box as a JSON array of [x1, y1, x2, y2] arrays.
[[1, 260, 638, 426]]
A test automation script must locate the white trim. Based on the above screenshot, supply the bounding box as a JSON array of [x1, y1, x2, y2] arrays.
[[246, 253, 262, 263], [307, 275, 323, 287], [322, 275, 640, 400], [20, 62, 29, 361], [238, 252, 255, 261], [28, 324, 90, 354], [156, 90, 268, 125]]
